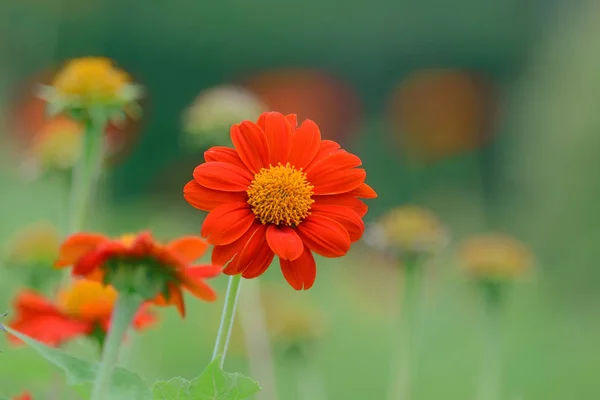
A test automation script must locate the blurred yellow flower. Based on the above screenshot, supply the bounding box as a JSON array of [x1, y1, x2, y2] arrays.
[[4, 221, 60, 267], [31, 116, 83, 171], [181, 85, 266, 148], [458, 233, 533, 280], [52, 57, 131, 105], [366, 205, 448, 259]]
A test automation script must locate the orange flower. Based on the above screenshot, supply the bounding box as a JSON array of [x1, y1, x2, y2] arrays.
[[8, 280, 155, 347], [54, 232, 221, 316], [12, 392, 33, 400], [184, 111, 376, 290]]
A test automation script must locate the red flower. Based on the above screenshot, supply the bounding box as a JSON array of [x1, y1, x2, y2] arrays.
[[54, 232, 221, 316], [8, 280, 155, 347], [184, 111, 376, 290], [12, 392, 33, 400]]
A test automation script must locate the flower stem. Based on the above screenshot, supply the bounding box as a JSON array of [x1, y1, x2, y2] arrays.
[[67, 112, 106, 234], [90, 293, 143, 400], [389, 261, 421, 400], [477, 282, 503, 400], [212, 274, 243, 367]]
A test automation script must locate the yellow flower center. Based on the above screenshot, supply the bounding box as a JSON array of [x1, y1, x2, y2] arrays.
[[58, 280, 118, 321], [246, 163, 314, 226], [52, 57, 130, 102], [119, 234, 137, 247]]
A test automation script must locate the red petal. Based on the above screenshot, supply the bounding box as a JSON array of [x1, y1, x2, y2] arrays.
[[266, 225, 304, 260], [306, 140, 340, 169], [285, 114, 298, 128], [305, 150, 362, 177], [314, 195, 368, 217], [193, 162, 253, 192], [311, 204, 365, 242], [54, 233, 110, 268], [186, 264, 223, 278], [311, 168, 366, 195], [287, 119, 322, 170], [132, 305, 157, 330], [184, 180, 248, 212], [167, 236, 209, 262], [13, 290, 58, 315], [204, 146, 246, 169], [231, 121, 270, 173], [346, 183, 378, 199], [72, 246, 115, 276], [296, 214, 351, 257], [225, 224, 274, 278], [214, 222, 261, 270], [257, 112, 292, 165], [179, 270, 218, 302], [9, 314, 91, 346], [201, 202, 255, 245], [280, 247, 316, 290], [154, 283, 186, 317]]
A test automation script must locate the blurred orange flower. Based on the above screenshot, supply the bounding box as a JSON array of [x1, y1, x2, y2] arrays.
[[387, 69, 497, 162], [12, 392, 33, 400], [55, 232, 221, 316], [184, 111, 376, 290], [30, 116, 83, 171], [8, 280, 156, 347], [458, 233, 533, 280], [4, 221, 60, 268], [245, 69, 361, 142]]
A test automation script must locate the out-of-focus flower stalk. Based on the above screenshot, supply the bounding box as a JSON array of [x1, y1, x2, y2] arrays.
[[477, 283, 503, 400], [238, 279, 279, 400]]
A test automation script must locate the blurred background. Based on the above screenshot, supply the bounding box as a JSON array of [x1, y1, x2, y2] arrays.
[[1, 0, 600, 399]]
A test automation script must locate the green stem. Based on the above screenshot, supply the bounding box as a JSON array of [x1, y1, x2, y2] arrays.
[[90, 293, 143, 400], [212, 274, 243, 367], [67, 113, 106, 234], [293, 353, 327, 400], [389, 261, 421, 400], [477, 282, 503, 400]]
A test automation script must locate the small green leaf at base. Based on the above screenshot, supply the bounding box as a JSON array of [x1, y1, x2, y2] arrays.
[[152, 358, 261, 400], [3, 326, 152, 400]]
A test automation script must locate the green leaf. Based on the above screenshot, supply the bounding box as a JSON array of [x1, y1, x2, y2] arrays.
[[152, 377, 192, 400], [3, 326, 152, 400], [151, 358, 261, 400]]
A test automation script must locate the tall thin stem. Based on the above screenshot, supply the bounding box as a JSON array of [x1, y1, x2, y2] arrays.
[[212, 275, 243, 367], [90, 293, 143, 400], [389, 261, 421, 400], [477, 283, 503, 400], [67, 113, 106, 234]]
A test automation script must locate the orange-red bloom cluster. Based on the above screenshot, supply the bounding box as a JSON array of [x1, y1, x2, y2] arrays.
[[8, 280, 155, 347], [185, 111, 376, 290], [55, 231, 221, 316], [12, 392, 32, 400]]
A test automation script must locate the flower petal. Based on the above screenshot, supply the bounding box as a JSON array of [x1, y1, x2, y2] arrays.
[[280, 247, 316, 290], [311, 204, 365, 242], [54, 233, 110, 268], [201, 202, 255, 245], [184, 180, 247, 211], [215, 222, 261, 270], [186, 264, 223, 278], [258, 111, 292, 165], [314, 195, 368, 217], [311, 168, 366, 195], [132, 305, 158, 330], [9, 314, 91, 346], [193, 162, 253, 192], [347, 183, 378, 199], [231, 121, 270, 173], [236, 225, 275, 279], [153, 283, 186, 317], [285, 114, 298, 128], [204, 146, 246, 169], [296, 214, 351, 257], [179, 270, 218, 302], [287, 119, 322, 169], [167, 236, 209, 262], [305, 150, 362, 177], [266, 225, 304, 260], [306, 140, 340, 169]]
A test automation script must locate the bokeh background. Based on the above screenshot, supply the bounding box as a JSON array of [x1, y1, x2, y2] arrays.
[[1, 1, 600, 399]]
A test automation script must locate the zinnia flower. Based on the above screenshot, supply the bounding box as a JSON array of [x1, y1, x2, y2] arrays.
[[38, 57, 142, 122], [7, 280, 155, 347], [12, 392, 33, 400], [184, 111, 376, 290], [30, 116, 83, 172], [54, 231, 221, 316], [458, 233, 533, 280], [365, 205, 448, 261]]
